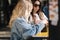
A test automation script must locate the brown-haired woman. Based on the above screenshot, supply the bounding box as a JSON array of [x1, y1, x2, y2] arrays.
[[30, 0, 48, 25]]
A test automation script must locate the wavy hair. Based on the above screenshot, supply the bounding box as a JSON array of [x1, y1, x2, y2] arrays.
[[9, 0, 32, 28]]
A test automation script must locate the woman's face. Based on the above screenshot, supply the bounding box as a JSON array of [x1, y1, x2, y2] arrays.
[[33, 1, 40, 12]]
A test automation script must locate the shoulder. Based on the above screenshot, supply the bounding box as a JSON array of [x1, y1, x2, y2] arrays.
[[11, 17, 26, 29], [12, 17, 25, 26], [16, 17, 25, 22], [39, 12, 44, 16]]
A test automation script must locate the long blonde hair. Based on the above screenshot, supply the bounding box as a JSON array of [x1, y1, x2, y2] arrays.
[[9, 0, 32, 28]]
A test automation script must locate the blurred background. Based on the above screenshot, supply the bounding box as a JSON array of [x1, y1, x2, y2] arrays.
[[0, 0, 19, 40], [49, 0, 59, 40]]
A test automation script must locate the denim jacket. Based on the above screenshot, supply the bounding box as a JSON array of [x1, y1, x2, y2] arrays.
[[10, 17, 45, 40]]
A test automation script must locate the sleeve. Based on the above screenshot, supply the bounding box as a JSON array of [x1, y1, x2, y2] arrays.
[[10, 33, 20, 40], [16, 19, 45, 38], [10, 21, 22, 40], [39, 12, 48, 20], [11, 19, 45, 40]]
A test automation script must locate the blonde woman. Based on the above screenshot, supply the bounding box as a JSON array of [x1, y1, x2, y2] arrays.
[[10, 0, 45, 40]]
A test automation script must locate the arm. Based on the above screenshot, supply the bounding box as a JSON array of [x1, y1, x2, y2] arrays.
[[11, 18, 45, 40]]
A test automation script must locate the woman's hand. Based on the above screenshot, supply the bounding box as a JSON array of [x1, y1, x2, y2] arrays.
[[34, 20, 41, 24], [33, 14, 41, 24], [44, 20, 48, 25]]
